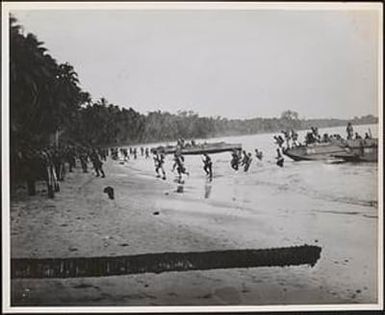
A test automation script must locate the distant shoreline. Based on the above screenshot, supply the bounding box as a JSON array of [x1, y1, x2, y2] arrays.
[[111, 120, 378, 148]]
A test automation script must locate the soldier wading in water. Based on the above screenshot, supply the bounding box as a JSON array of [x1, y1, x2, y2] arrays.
[[172, 151, 189, 183], [230, 149, 241, 170], [153, 151, 166, 180], [202, 153, 213, 181]]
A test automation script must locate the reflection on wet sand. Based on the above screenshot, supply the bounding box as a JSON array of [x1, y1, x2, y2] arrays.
[[204, 183, 212, 199]]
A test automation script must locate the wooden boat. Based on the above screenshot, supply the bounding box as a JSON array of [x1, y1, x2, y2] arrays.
[[151, 141, 242, 155]]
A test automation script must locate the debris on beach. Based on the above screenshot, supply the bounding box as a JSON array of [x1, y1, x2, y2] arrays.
[[176, 185, 184, 193], [103, 186, 114, 200]]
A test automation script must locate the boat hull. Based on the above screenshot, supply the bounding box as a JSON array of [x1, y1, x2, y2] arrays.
[[283, 143, 348, 161], [151, 142, 242, 155], [334, 139, 378, 162], [283, 138, 378, 162]]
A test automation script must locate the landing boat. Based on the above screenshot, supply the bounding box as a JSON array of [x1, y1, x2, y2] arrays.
[[282, 140, 348, 161], [283, 138, 378, 162], [151, 141, 242, 155], [333, 138, 378, 162]]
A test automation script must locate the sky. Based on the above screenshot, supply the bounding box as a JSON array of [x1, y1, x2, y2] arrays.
[[11, 8, 380, 120]]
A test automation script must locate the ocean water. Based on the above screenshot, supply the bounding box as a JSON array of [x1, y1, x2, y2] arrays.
[[126, 124, 379, 217]]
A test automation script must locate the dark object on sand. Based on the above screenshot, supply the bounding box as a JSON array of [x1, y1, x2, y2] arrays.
[[11, 245, 322, 279], [153, 211, 160, 215], [176, 185, 184, 193], [103, 186, 114, 200]]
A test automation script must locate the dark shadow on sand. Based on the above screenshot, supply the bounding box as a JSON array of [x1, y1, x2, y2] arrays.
[[12, 245, 321, 279]]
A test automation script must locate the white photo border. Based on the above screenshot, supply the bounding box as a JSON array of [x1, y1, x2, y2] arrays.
[[2, 1, 383, 313]]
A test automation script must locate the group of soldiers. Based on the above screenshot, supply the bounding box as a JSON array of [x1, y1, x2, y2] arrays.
[[151, 150, 191, 183], [346, 122, 372, 141], [230, 148, 264, 172], [111, 146, 151, 161], [13, 144, 108, 198], [14, 134, 289, 199], [151, 145, 266, 184], [274, 129, 300, 149], [150, 149, 210, 183], [273, 130, 299, 167], [272, 123, 373, 168], [303, 123, 370, 145], [20, 123, 368, 199], [151, 150, 214, 183]]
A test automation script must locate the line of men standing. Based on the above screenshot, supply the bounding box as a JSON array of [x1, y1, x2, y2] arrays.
[[12, 144, 108, 198]]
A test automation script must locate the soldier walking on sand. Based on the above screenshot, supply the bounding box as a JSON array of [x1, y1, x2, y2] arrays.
[[66, 145, 76, 172], [79, 149, 89, 173], [90, 149, 105, 178]]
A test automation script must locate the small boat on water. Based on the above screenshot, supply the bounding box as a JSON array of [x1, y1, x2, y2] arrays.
[[283, 138, 378, 162], [151, 141, 242, 155], [282, 140, 349, 161], [333, 138, 378, 162]]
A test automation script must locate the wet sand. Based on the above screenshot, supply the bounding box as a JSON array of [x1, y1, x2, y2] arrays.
[[10, 157, 378, 306]]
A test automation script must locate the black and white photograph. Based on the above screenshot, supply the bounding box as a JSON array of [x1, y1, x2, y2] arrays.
[[1, 1, 383, 312]]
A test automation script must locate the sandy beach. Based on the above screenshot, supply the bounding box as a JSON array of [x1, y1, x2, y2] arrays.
[[9, 152, 378, 307]]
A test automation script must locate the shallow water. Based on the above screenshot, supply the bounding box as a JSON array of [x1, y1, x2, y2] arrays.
[[127, 124, 378, 217]]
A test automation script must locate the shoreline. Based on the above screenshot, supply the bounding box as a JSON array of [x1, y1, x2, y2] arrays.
[[10, 157, 378, 306], [101, 123, 378, 149]]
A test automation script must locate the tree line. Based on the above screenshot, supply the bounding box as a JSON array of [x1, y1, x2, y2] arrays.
[[10, 16, 378, 151]]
